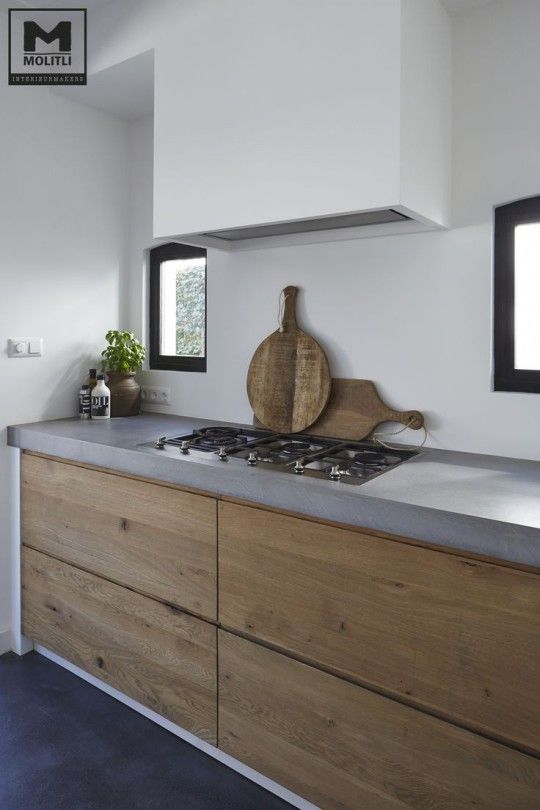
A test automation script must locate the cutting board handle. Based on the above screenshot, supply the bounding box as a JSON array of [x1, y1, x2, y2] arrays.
[[308, 379, 425, 440], [281, 286, 299, 332], [388, 409, 424, 430]]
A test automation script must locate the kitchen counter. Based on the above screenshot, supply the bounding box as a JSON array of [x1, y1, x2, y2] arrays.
[[8, 413, 540, 568]]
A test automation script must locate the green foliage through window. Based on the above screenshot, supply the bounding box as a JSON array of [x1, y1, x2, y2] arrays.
[[176, 260, 205, 357]]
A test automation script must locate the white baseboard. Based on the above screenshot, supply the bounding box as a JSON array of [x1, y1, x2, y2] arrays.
[[35, 645, 318, 810], [0, 628, 11, 655]]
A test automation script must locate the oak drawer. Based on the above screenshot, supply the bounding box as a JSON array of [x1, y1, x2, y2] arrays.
[[219, 501, 540, 753], [22, 547, 217, 743], [219, 631, 540, 810], [22, 454, 217, 620]]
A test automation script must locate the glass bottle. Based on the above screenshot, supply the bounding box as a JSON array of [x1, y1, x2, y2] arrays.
[[91, 374, 111, 420], [78, 384, 91, 419]]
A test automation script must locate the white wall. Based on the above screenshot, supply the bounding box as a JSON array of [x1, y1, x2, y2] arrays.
[[88, 0, 187, 74], [0, 11, 129, 650], [400, 0, 451, 226], [130, 0, 540, 462], [127, 115, 154, 341], [452, 0, 540, 225]]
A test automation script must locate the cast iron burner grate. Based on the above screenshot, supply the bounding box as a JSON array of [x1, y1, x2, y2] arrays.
[[351, 449, 403, 467], [195, 427, 247, 450], [279, 440, 313, 455], [154, 425, 418, 484], [164, 426, 251, 452]]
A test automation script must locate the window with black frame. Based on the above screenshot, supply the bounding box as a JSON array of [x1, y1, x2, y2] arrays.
[[149, 243, 207, 372], [494, 196, 540, 393]]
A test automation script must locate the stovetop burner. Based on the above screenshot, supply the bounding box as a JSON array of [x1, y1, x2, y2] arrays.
[[161, 426, 259, 452], [196, 427, 246, 450], [154, 426, 418, 484], [199, 427, 239, 439], [233, 437, 330, 464], [301, 444, 413, 484], [280, 440, 313, 456], [353, 449, 402, 465]]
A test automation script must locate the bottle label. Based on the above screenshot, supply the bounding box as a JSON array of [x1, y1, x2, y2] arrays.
[[79, 392, 91, 418], [91, 395, 109, 417]]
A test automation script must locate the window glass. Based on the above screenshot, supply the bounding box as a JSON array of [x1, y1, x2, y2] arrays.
[[514, 223, 540, 370], [159, 257, 206, 358]]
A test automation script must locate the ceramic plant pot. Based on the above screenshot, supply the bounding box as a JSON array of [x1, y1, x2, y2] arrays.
[[107, 371, 141, 417]]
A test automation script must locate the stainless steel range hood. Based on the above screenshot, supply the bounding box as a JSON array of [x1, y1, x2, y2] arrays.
[[202, 209, 410, 242]]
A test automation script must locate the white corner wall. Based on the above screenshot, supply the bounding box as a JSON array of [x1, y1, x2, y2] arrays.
[[452, 0, 540, 225], [127, 115, 155, 342], [0, 11, 130, 651], [400, 0, 452, 226], [131, 0, 540, 463]]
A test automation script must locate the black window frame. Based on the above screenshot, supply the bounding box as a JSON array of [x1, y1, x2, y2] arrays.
[[494, 195, 540, 393], [149, 242, 207, 372]]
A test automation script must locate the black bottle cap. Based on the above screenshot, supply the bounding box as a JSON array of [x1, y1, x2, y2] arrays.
[[81, 384, 90, 390], [97, 374, 105, 380], [89, 368, 97, 376]]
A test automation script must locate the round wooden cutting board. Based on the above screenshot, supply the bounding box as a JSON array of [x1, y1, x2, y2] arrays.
[[247, 286, 331, 433]]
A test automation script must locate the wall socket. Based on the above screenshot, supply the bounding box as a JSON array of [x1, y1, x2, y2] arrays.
[[141, 385, 171, 406]]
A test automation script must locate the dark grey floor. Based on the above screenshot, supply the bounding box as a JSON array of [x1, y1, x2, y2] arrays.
[[0, 651, 292, 809]]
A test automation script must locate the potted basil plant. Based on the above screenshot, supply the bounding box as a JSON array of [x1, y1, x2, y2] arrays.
[[101, 330, 146, 417]]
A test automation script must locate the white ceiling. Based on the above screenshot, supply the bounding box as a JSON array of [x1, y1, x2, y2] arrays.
[[14, 0, 504, 15], [10, 0, 506, 124], [18, 0, 113, 8], [0, 0, 114, 12], [55, 49, 154, 122], [6, 0, 506, 19], [440, 0, 501, 15]]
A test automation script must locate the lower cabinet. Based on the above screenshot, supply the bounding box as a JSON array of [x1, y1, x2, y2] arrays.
[[19, 459, 540, 809], [219, 501, 540, 753], [218, 630, 540, 810], [22, 454, 217, 620], [22, 547, 217, 744]]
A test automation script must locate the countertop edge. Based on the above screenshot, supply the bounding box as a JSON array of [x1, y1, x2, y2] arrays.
[[8, 421, 540, 570]]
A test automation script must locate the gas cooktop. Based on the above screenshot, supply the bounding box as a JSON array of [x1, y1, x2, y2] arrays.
[[154, 426, 417, 486]]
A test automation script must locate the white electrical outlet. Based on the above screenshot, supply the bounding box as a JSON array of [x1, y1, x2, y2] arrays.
[[141, 385, 171, 406]]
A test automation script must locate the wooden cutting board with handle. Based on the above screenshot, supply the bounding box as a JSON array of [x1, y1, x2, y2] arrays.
[[309, 378, 424, 440], [247, 286, 331, 433]]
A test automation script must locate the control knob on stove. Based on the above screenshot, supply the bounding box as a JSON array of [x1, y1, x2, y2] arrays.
[[180, 440, 190, 454], [155, 436, 166, 450], [247, 451, 258, 466], [218, 446, 228, 460], [329, 465, 342, 481], [293, 460, 305, 475]]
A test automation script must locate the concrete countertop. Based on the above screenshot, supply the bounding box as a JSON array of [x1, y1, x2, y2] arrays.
[[7, 413, 540, 568]]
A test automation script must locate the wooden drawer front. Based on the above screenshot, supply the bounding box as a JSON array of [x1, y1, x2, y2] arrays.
[[22, 547, 217, 743], [219, 631, 540, 810], [219, 502, 540, 753], [22, 454, 217, 620]]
